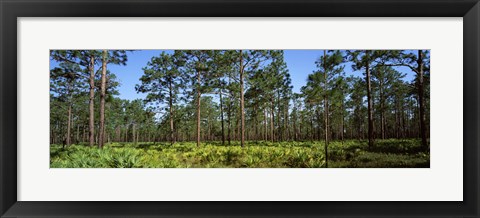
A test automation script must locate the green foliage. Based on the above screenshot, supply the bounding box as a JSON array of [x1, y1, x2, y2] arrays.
[[51, 139, 428, 168]]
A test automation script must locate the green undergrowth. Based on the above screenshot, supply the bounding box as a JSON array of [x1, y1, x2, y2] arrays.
[[50, 139, 429, 168]]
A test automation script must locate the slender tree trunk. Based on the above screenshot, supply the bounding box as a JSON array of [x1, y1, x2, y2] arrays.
[[254, 105, 258, 141], [207, 114, 212, 141], [284, 100, 289, 141], [132, 123, 136, 143], [366, 51, 375, 147], [264, 109, 268, 141], [417, 50, 428, 150], [270, 100, 275, 142], [169, 82, 175, 145], [310, 113, 314, 142], [380, 79, 386, 139], [227, 104, 231, 145], [239, 50, 245, 147], [196, 71, 201, 147], [236, 115, 240, 141], [277, 92, 283, 141], [323, 50, 329, 168], [341, 91, 345, 142], [76, 124, 80, 144], [88, 56, 95, 146], [220, 91, 225, 145], [293, 111, 298, 141], [395, 97, 400, 139], [66, 104, 72, 146], [99, 50, 107, 148], [125, 125, 128, 142]]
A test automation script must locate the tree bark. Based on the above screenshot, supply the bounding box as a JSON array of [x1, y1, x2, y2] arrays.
[[341, 89, 345, 142], [66, 104, 72, 146], [270, 100, 275, 142], [284, 100, 289, 141], [76, 124, 80, 144], [323, 50, 329, 168], [417, 50, 428, 150], [220, 91, 225, 145], [239, 50, 245, 147], [264, 109, 268, 141], [88, 55, 95, 146], [98, 50, 107, 148], [379, 76, 386, 139], [169, 81, 175, 145], [196, 70, 201, 147], [227, 102, 231, 145], [132, 123, 136, 143], [292, 99, 298, 141], [366, 51, 375, 147]]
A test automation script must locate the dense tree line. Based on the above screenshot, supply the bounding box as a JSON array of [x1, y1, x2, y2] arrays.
[[50, 50, 430, 154]]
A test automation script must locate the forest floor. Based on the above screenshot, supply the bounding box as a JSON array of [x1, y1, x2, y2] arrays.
[[50, 139, 429, 168]]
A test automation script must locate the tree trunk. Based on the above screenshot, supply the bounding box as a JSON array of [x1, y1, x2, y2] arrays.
[[220, 91, 225, 145], [88, 55, 95, 146], [98, 50, 107, 148], [264, 109, 268, 141], [227, 104, 231, 145], [366, 51, 375, 147], [124, 125, 128, 142], [310, 111, 315, 142], [270, 100, 275, 142], [341, 91, 345, 142], [239, 50, 245, 147], [169, 82, 175, 145], [323, 50, 329, 168], [83, 125, 87, 143], [254, 105, 258, 141], [417, 50, 428, 150], [76, 124, 80, 144], [284, 100, 289, 141], [196, 70, 201, 147], [380, 77, 386, 139], [293, 111, 298, 141], [66, 104, 72, 146], [132, 123, 136, 143]]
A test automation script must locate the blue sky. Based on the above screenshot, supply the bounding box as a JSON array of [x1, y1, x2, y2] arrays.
[[51, 50, 416, 101]]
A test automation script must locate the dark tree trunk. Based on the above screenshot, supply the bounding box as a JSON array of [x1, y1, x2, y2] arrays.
[[293, 100, 298, 141], [270, 100, 275, 142], [366, 51, 375, 147], [254, 104, 258, 141], [169, 82, 175, 145], [284, 100, 289, 141], [264, 109, 268, 141], [323, 51, 329, 168], [66, 104, 72, 146], [341, 92, 345, 142], [310, 111, 315, 142], [132, 123, 136, 143], [239, 50, 245, 147], [380, 79, 386, 139], [196, 71, 201, 147], [76, 124, 80, 144], [219, 91, 225, 145], [417, 50, 428, 150], [227, 96, 232, 145]]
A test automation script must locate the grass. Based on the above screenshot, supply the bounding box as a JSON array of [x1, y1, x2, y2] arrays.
[[50, 139, 429, 168]]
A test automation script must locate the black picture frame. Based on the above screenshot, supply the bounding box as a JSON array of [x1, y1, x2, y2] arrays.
[[1, 0, 478, 217]]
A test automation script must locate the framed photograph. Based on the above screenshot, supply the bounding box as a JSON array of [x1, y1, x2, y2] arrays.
[[1, 0, 478, 217]]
